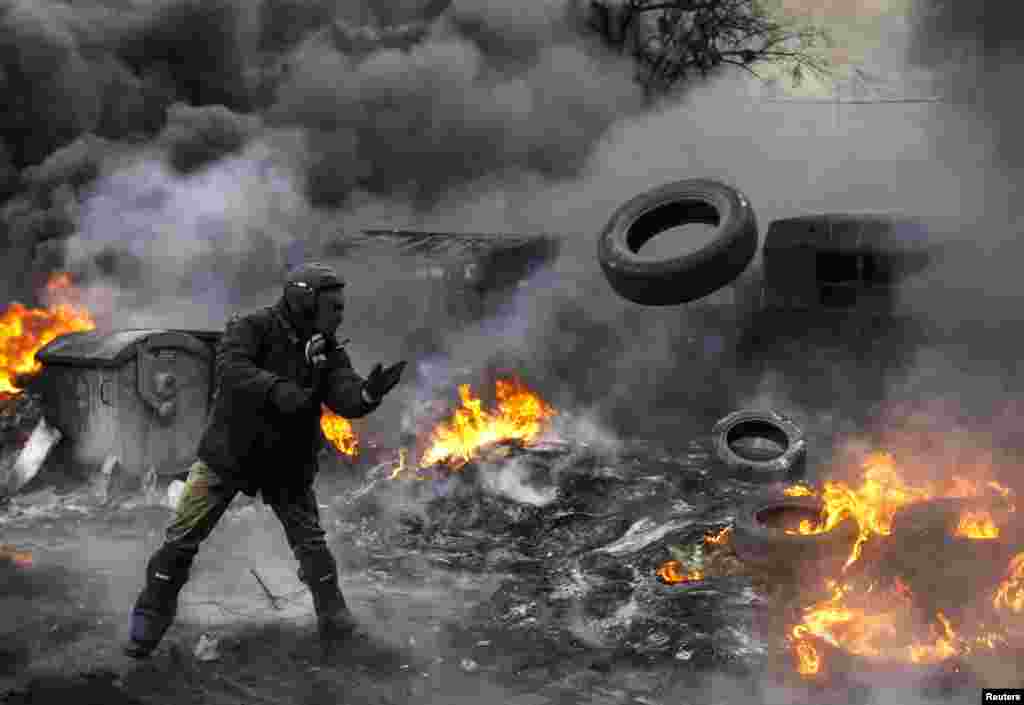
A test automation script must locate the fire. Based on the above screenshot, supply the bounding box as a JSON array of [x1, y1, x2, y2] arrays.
[[783, 451, 1016, 569], [656, 559, 704, 584], [705, 526, 732, 546], [1, 273, 95, 396], [789, 580, 984, 676], [954, 510, 999, 539], [320, 406, 358, 456], [0, 544, 33, 568], [784, 484, 815, 497], [782, 449, 1022, 678], [391, 448, 409, 480], [993, 553, 1024, 614], [417, 377, 556, 470]]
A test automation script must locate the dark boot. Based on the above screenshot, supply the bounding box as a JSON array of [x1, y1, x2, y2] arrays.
[[124, 549, 192, 658], [302, 550, 358, 653]]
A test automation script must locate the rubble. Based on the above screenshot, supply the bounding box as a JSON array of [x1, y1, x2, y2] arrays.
[[340, 436, 777, 673], [165, 479, 185, 510], [193, 633, 222, 662], [0, 391, 43, 442], [0, 416, 62, 498]]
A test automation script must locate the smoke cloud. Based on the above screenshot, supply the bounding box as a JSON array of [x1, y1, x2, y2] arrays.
[[8, 4, 1024, 702], [1, 0, 1020, 458]]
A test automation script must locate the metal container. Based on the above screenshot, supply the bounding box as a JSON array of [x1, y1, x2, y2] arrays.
[[34, 329, 215, 478]]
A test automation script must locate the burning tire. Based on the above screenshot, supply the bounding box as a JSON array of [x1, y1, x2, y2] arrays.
[[712, 410, 806, 481], [597, 179, 758, 306], [884, 498, 1020, 617], [731, 494, 858, 570]]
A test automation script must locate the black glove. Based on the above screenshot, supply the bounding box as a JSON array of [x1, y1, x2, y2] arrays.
[[271, 380, 315, 415], [363, 360, 407, 402]]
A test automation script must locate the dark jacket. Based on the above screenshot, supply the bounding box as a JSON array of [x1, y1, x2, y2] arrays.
[[196, 299, 379, 498]]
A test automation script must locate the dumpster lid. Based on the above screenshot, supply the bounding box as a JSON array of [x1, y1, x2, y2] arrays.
[[36, 329, 212, 368]]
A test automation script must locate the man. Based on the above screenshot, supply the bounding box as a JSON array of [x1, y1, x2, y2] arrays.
[[125, 262, 406, 659]]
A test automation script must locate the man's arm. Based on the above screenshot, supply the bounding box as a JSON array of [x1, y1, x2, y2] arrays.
[[318, 347, 380, 419], [216, 314, 282, 409]]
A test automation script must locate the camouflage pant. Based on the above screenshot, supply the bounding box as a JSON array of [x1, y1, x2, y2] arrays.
[[165, 459, 328, 561], [133, 459, 335, 625]]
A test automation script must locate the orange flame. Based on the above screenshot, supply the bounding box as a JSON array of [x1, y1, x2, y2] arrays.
[[705, 526, 732, 546], [783, 451, 1016, 568], [656, 559, 703, 584], [391, 448, 410, 480], [320, 406, 358, 456], [785, 449, 1020, 678], [1, 273, 96, 396], [784, 484, 815, 497], [418, 377, 556, 470], [0, 544, 33, 568], [954, 510, 999, 539], [993, 553, 1024, 614], [789, 580, 986, 676]]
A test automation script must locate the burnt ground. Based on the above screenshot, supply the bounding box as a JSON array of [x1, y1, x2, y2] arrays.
[[0, 434, 1014, 705]]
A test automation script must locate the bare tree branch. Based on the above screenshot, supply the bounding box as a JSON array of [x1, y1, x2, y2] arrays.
[[574, 0, 832, 95]]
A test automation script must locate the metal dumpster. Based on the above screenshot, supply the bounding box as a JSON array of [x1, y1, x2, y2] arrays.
[[34, 329, 215, 478]]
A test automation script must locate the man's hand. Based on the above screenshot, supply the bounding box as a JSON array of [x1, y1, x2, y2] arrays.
[[305, 334, 331, 369], [363, 361, 407, 403], [271, 380, 315, 415]]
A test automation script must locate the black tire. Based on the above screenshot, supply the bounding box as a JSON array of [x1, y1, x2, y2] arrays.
[[731, 494, 859, 569], [884, 498, 1020, 616], [597, 179, 758, 306], [712, 410, 806, 481]]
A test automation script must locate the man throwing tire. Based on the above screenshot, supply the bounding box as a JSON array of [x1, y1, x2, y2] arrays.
[[124, 262, 406, 658]]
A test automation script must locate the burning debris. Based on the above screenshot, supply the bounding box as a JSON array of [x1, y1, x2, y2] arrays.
[[993, 554, 1024, 614], [655, 559, 703, 584], [780, 451, 1016, 569], [0, 273, 96, 398], [0, 543, 32, 568], [320, 406, 359, 457], [355, 411, 1023, 690], [774, 450, 1023, 679], [394, 376, 557, 477]]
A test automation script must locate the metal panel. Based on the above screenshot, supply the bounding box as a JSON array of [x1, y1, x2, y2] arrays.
[[118, 362, 142, 477], [134, 335, 211, 476], [36, 330, 166, 368], [36, 329, 213, 369], [35, 329, 214, 479]]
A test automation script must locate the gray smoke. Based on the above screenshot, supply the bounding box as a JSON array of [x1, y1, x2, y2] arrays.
[[0, 0, 642, 298], [3, 0, 1021, 455], [6, 4, 1024, 700]]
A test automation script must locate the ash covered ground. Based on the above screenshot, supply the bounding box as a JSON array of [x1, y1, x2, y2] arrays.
[[2, 403, 1022, 705]]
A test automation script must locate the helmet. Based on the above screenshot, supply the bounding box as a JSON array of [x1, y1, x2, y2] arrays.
[[283, 262, 345, 321]]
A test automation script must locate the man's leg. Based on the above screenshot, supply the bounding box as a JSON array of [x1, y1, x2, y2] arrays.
[[266, 484, 356, 651], [125, 460, 236, 658]]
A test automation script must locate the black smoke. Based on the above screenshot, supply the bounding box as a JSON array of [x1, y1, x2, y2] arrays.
[[0, 0, 645, 306]]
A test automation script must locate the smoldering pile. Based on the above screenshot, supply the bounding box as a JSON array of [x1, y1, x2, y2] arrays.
[[334, 435, 773, 672]]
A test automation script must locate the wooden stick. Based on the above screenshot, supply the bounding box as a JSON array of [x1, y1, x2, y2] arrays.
[[249, 568, 282, 610]]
